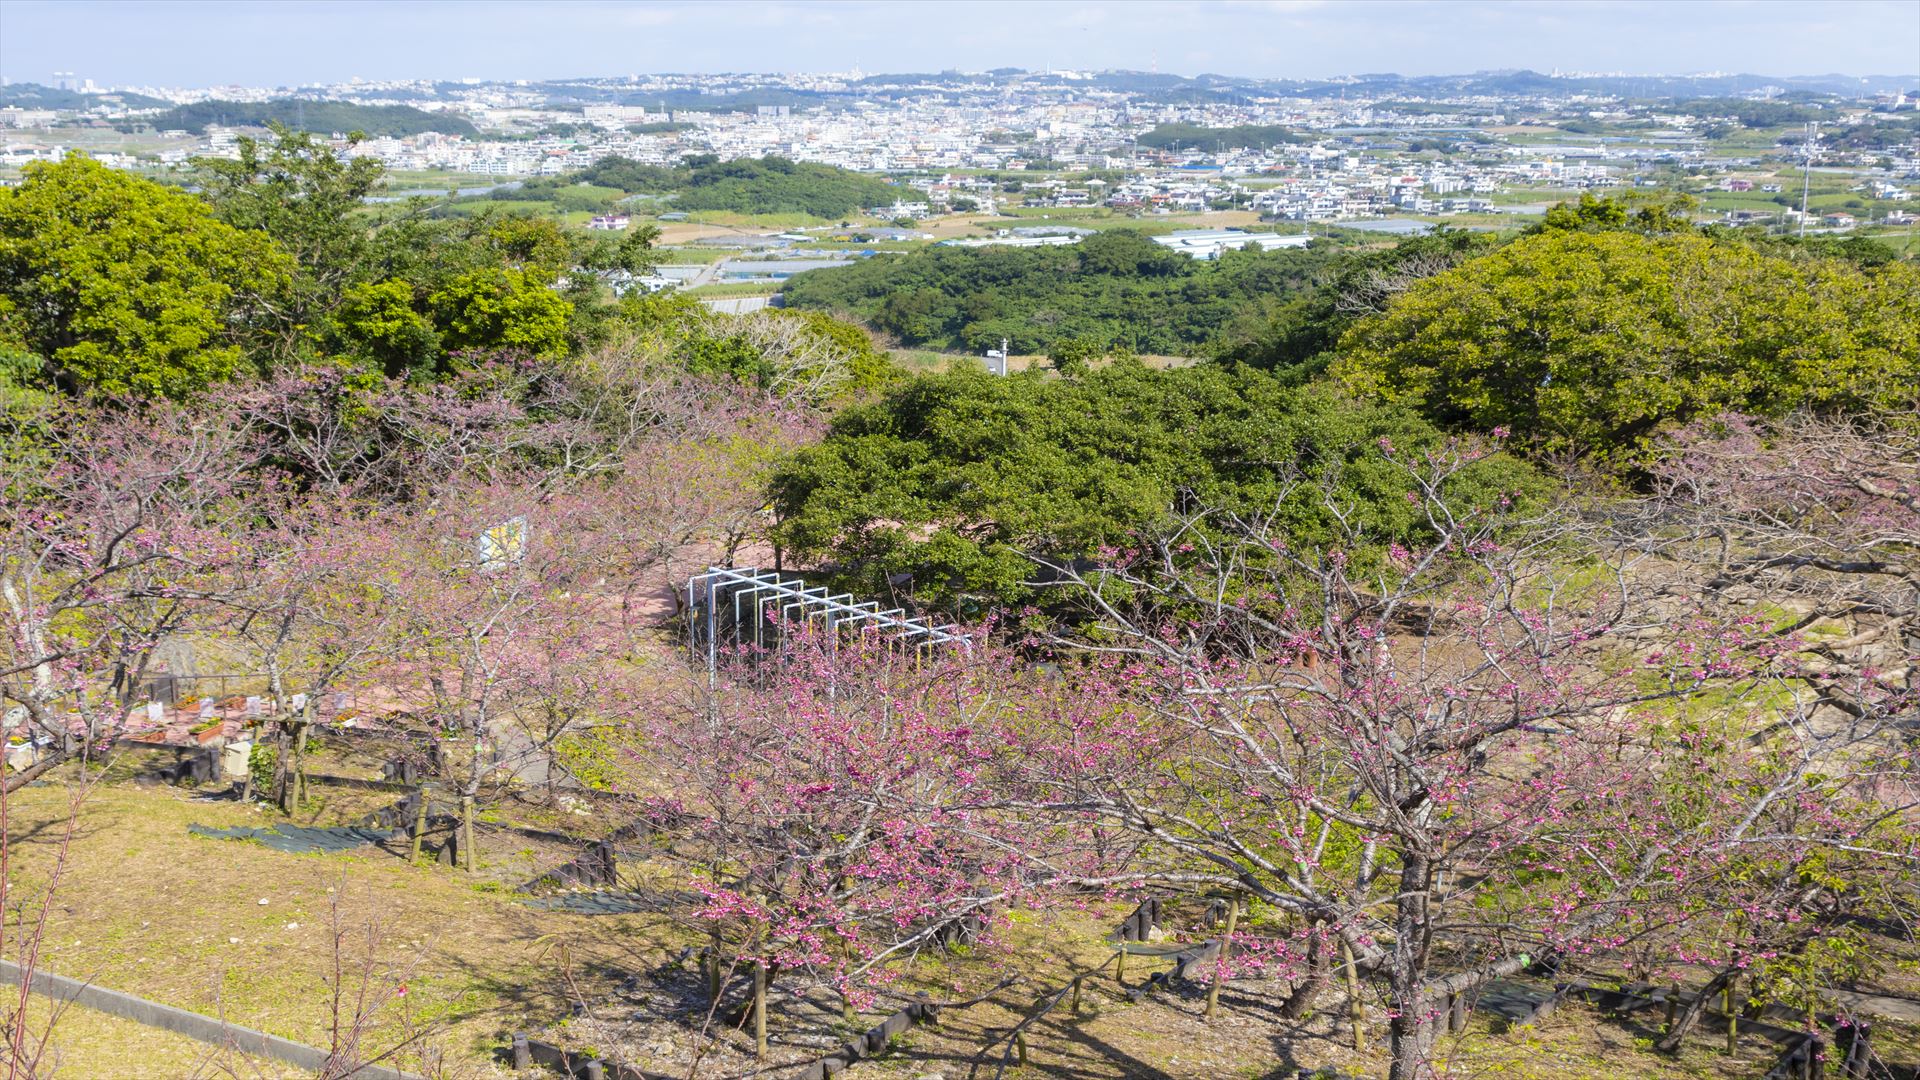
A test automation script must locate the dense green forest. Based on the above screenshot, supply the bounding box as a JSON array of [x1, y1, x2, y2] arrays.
[[781, 230, 1340, 354], [3, 139, 1915, 609], [130, 99, 479, 137], [764, 195, 1919, 610], [1334, 225, 1920, 457], [570, 154, 902, 217], [1815, 115, 1920, 150], [771, 361, 1536, 609]]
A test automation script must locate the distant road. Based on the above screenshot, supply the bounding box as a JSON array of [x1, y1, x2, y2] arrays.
[[688, 254, 730, 287]]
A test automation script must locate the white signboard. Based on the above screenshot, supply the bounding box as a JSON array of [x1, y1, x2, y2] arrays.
[[476, 516, 529, 570]]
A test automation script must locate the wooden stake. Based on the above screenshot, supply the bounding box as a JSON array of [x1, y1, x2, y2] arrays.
[[1342, 936, 1365, 1052], [293, 718, 309, 806], [1725, 980, 1738, 1055], [511, 1031, 530, 1071], [1664, 981, 1680, 1034], [1070, 977, 1082, 1016], [408, 795, 428, 865], [752, 961, 768, 1059], [1204, 896, 1238, 1021], [1115, 947, 1126, 985], [1015, 1030, 1028, 1066], [460, 794, 476, 873]]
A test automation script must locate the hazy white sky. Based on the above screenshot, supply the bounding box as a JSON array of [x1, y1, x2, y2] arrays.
[[2, 0, 1916, 89]]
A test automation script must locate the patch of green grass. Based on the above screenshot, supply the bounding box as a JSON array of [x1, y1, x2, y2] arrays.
[[434, 198, 562, 218], [686, 209, 838, 229], [651, 247, 726, 265]]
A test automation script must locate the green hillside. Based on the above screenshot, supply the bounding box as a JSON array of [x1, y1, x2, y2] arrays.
[[137, 99, 478, 137]]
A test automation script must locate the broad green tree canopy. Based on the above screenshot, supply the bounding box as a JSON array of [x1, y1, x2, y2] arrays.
[[0, 156, 292, 399], [771, 360, 1536, 610], [1332, 229, 1920, 457]]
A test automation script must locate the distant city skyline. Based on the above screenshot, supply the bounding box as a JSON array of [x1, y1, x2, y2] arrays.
[[1, 0, 1916, 91]]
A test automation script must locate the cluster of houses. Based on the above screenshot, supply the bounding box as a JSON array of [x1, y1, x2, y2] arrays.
[[10, 71, 1919, 237]]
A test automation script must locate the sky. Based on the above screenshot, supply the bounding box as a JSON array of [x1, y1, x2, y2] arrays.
[[1, 0, 1916, 89]]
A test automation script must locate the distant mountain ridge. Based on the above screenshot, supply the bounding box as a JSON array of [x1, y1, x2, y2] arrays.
[[0, 82, 168, 109], [528, 68, 1916, 107]]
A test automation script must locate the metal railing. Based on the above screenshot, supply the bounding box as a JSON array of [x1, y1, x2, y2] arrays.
[[685, 566, 970, 673]]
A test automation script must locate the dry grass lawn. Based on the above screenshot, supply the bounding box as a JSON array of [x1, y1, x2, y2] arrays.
[[5, 777, 676, 1078], [3, 994, 286, 1078], [9, 776, 1917, 1080]]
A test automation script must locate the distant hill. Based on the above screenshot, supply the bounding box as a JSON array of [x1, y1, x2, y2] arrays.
[[136, 99, 477, 137], [675, 157, 898, 217], [0, 82, 167, 110], [576, 155, 898, 218]]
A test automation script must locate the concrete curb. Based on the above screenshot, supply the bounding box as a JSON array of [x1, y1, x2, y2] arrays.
[[0, 959, 416, 1079]]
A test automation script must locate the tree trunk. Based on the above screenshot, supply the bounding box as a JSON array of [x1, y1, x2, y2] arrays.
[[1725, 978, 1739, 1055], [707, 928, 723, 1005], [461, 716, 486, 873], [1281, 919, 1331, 1019], [1657, 966, 1740, 1054], [289, 719, 310, 809], [1386, 852, 1435, 1080], [1387, 986, 1434, 1080]]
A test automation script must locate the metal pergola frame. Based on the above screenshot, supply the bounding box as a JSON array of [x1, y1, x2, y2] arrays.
[[686, 566, 970, 674]]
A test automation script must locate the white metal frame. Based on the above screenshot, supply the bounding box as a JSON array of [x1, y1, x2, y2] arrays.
[[686, 566, 969, 674]]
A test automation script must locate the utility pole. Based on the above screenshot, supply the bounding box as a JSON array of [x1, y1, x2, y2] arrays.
[[1799, 121, 1816, 238]]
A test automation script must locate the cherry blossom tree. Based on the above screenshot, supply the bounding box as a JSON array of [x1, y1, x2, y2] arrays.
[[223, 491, 413, 808], [581, 394, 818, 623], [632, 629, 1102, 1056], [1617, 408, 1920, 1047], [1633, 407, 1917, 712], [360, 471, 632, 866], [1, 400, 266, 789], [993, 433, 1914, 1079]]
